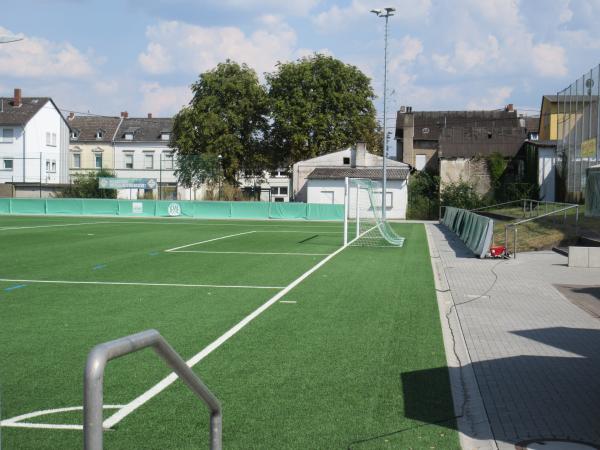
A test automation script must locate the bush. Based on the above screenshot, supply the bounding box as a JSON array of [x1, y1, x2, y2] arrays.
[[440, 180, 482, 210], [58, 170, 117, 199], [407, 171, 440, 220]]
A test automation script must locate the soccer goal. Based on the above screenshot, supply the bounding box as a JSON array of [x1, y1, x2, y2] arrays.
[[343, 177, 406, 247]]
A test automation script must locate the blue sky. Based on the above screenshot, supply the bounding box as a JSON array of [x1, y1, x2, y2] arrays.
[[1, 0, 600, 122]]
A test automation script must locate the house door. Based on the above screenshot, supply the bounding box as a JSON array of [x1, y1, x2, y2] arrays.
[[320, 190, 334, 204], [538, 148, 556, 202]]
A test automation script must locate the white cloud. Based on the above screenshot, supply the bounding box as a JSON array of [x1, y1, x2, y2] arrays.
[[93, 80, 120, 95], [139, 82, 192, 116], [466, 86, 513, 110], [138, 18, 299, 77], [0, 27, 94, 78], [532, 43, 567, 77]]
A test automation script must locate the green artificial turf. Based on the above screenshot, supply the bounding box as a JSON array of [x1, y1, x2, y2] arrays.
[[0, 216, 458, 449]]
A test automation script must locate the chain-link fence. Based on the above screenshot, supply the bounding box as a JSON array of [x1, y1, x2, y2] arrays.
[[557, 64, 600, 202]]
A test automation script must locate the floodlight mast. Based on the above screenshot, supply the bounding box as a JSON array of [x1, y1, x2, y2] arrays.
[[370, 7, 395, 219]]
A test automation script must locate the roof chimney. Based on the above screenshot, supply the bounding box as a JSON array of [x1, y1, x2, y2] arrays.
[[505, 103, 514, 112], [147, 113, 153, 119], [121, 111, 128, 118], [353, 142, 367, 168], [68, 112, 75, 120], [13, 88, 22, 107]]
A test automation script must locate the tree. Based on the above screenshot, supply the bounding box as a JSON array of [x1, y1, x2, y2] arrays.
[[171, 60, 269, 186], [58, 169, 117, 199], [267, 53, 379, 165]]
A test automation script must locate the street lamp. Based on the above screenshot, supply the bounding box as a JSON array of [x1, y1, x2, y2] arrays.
[[371, 6, 395, 220]]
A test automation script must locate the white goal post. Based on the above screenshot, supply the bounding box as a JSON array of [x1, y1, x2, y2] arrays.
[[343, 177, 405, 247]]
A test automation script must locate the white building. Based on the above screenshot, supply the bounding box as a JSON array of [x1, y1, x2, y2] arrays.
[[292, 143, 410, 219], [238, 168, 291, 202], [0, 89, 70, 197], [112, 114, 178, 200]]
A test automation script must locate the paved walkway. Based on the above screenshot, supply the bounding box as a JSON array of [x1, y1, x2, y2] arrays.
[[426, 223, 600, 449]]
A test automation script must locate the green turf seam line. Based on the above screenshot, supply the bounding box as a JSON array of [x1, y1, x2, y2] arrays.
[[102, 226, 372, 430], [0, 278, 284, 290]]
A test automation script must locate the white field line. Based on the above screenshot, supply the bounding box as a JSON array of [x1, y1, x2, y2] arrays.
[[279, 300, 297, 304], [170, 250, 330, 256], [102, 231, 364, 430], [0, 405, 124, 431], [0, 221, 114, 231], [0, 278, 283, 290], [164, 231, 256, 252]]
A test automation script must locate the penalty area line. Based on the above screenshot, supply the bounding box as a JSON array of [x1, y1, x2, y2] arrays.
[[102, 239, 352, 430], [0, 278, 283, 290], [164, 231, 256, 252]]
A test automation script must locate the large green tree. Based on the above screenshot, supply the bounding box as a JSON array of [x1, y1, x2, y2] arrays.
[[267, 54, 379, 165], [171, 60, 269, 185]]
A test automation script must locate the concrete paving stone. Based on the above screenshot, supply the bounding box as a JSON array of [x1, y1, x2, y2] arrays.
[[427, 223, 600, 448]]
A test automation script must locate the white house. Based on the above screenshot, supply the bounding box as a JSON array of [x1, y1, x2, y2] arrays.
[[238, 168, 291, 202], [293, 143, 410, 219], [0, 89, 70, 197], [112, 114, 179, 200]]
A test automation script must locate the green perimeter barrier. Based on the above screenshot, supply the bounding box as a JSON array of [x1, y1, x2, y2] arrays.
[[0, 198, 344, 221], [442, 206, 494, 258]]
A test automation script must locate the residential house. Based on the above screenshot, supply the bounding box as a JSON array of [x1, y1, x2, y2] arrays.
[[68, 114, 122, 178], [0, 88, 70, 197], [396, 106, 528, 197], [292, 143, 410, 219], [112, 114, 177, 200], [239, 168, 291, 202]]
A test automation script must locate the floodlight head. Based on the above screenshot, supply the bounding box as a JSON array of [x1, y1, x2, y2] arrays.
[[370, 8, 382, 15], [384, 7, 396, 13]]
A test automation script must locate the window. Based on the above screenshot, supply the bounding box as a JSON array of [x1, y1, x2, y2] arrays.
[[415, 154, 426, 171], [145, 153, 154, 169], [125, 132, 134, 141], [70, 130, 78, 140], [3, 159, 13, 170], [52, 133, 57, 146], [343, 157, 350, 165], [161, 132, 170, 141], [46, 160, 51, 171], [95, 130, 103, 140], [95, 154, 102, 169], [125, 154, 134, 169], [52, 160, 56, 172], [46, 160, 56, 173], [1, 128, 14, 143], [163, 153, 174, 169], [46, 132, 51, 145], [73, 153, 81, 168], [270, 186, 288, 195]]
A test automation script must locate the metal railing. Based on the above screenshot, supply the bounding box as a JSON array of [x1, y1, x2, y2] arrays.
[[501, 201, 579, 258], [471, 198, 579, 219], [84, 329, 222, 450]]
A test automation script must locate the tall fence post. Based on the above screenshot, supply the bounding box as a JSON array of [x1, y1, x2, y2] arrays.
[[513, 227, 518, 258]]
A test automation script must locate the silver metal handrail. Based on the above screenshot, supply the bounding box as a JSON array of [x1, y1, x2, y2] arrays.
[[504, 203, 579, 258], [84, 329, 222, 450]]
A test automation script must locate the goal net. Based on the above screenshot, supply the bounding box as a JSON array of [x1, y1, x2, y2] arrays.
[[343, 177, 405, 247]]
